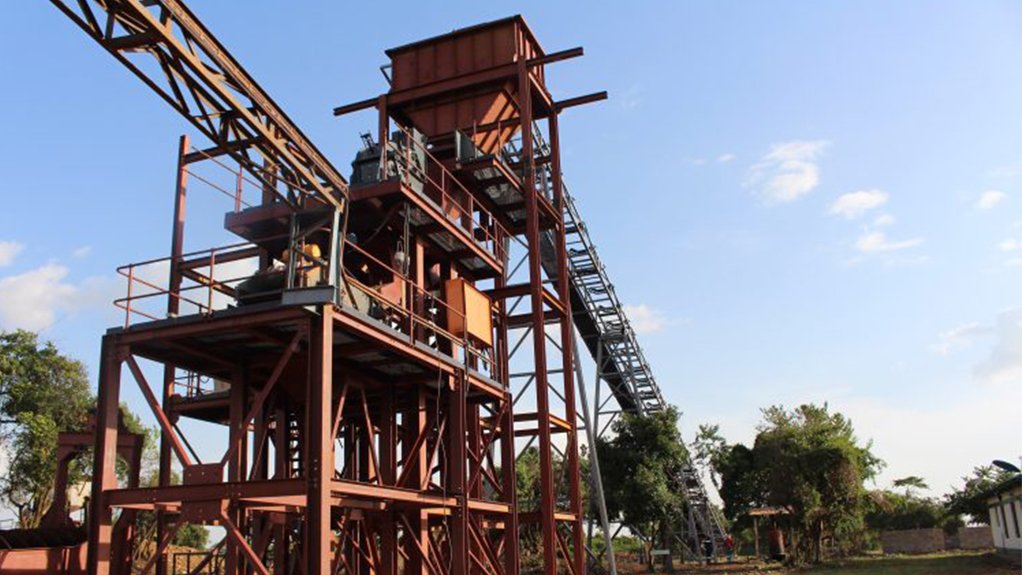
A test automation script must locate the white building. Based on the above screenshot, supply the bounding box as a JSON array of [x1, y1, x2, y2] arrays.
[[986, 475, 1022, 560]]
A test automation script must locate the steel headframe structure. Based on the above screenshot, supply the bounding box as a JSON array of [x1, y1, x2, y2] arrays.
[[43, 2, 609, 574]]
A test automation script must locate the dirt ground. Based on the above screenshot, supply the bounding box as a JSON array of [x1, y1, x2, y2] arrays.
[[615, 555, 783, 574], [611, 551, 1016, 575]]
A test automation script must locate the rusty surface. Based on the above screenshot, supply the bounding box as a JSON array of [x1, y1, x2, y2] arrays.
[[35, 4, 603, 575]]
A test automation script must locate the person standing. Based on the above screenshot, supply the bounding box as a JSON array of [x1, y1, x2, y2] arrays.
[[723, 533, 735, 563]]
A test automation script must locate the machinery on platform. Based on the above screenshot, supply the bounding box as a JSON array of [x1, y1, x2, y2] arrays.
[[0, 2, 723, 574]]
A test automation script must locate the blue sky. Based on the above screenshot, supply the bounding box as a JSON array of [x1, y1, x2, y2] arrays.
[[0, 0, 1019, 505]]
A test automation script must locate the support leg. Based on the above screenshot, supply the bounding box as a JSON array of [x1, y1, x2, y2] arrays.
[[86, 336, 123, 575], [307, 311, 334, 575]]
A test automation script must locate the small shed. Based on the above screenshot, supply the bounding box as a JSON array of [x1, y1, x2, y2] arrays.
[[748, 507, 791, 560], [984, 474, 1022, 560]]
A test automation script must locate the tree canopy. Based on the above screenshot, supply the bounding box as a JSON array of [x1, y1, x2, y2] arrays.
[[944, 465, 1015, 525], [0, 329, 207, 549], [891, 475, 928, 494], [697, 404, 882, 564], [865, 488, 948, 532], [597, 407, 688, 567], [0, 329, 94, 527]]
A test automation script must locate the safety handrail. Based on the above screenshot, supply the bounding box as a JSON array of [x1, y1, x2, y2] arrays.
[[342, 239, 497, 378], [388, 124, 509, 266], [114, 238, 498, 379], [114, 242, 261, 328]]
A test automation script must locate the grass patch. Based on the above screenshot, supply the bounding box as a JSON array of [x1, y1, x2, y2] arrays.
[[797, 551, 1016, 575]]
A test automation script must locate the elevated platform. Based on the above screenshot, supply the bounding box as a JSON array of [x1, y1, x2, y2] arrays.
[[114, 298, 507, 424], [349, 177, 504, 279], [455, 154, 561, 234]]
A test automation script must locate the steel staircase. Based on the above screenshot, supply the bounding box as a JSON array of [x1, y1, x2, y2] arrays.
[[522, 130, 728, 563]]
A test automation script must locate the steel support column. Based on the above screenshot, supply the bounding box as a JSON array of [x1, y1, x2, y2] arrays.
[[157, 133, 189, 575], [307, 310, 334, 574], [87, 336, 123, 575], [516, 59, 560, 575], [574, 335, 618, 575], [548, 109, 585, 575], [447, 373, 468, 575]]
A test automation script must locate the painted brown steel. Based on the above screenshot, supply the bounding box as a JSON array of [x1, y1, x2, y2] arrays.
[[517, 59, 560, 575], [39, 8, 596, 575], [555, 91, 609, 112], [307, 310, 333, 575], [156, 134, 188, 575], [48, 0, 347, 209], [548, 111, 586, 575], [86, 337, 122, 575]]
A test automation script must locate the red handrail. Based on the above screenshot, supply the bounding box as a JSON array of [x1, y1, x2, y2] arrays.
[[389, 124, 509, 265]]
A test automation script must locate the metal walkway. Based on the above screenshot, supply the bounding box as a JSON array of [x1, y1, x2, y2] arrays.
[[529, 131, 728, 566]]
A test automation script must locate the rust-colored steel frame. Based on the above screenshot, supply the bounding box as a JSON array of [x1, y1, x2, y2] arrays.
[[75, 110, 521, 575], [336, 23, 595, 572], [510, 61, 585, 575], [49, 0, 348, 210], [88, 303, 519, 575], [42, 3, 600, 574]]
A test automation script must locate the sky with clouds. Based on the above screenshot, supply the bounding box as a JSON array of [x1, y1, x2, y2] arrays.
[[0, 0, 1019, 504]]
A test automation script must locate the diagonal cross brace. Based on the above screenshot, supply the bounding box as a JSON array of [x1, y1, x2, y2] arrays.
[[221, 330, 303, 468], [126, 355, 193, 467]]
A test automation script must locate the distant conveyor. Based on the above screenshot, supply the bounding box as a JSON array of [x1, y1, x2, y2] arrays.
[[540, 183, 665, 417], [526, 133, 728, 563]]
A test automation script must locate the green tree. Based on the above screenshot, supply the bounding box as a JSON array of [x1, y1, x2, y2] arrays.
[[513, 445, 589, 570], [699, 404, 882, 565], [756, 404, 881, 563], [597, 407, 688, 570], [865, 488, 945, 531], [892, 476, 928, 497], [692, 424, 728, 490], [0, 330, 93, 527], [944, 465, 1014, 525], [0, 330, 209, 551]]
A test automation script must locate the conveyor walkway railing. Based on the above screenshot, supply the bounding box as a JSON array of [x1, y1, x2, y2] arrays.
[[526, 130, 728, 568]]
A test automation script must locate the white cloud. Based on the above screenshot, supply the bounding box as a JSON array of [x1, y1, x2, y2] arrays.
[[746, 140, 829, 203], [1005, 258, 1022, 268], [0, 264, 80, 331], [974, 308, 1022, 386], [977, 190, 1006, 210], [0, 256, 120, 331], [829, 189, 889, 219], [717, 153, 735, 163], [873, 214, 895, 227], [0, 241, 24, 267], [623, 304, 668, 335], [72, 245, 92, 259], [934, 309, 1022, 387], [933, 322, 991, 355], [855, 231, 924, 253], [998, 238, 1021, 252]]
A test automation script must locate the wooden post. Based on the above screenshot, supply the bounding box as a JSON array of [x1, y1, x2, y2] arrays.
[[754, 516, 760, 559]]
